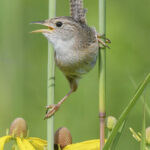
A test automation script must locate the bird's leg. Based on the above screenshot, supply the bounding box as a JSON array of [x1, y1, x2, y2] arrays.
[[44, 78, 78, 119], [44, 88, 74, 119]]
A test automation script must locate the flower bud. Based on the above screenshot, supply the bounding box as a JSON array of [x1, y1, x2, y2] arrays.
[[9, 118, 28, 138], [106, 116, 117, 131], [54, 127, 72, 149], [146, 127, 150, 145]]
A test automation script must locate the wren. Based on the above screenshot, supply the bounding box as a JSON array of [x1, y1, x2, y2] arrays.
[[31, 0, 110, 119]]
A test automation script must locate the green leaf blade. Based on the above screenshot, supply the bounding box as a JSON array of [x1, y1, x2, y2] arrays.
[[103, 73, 150, 150]]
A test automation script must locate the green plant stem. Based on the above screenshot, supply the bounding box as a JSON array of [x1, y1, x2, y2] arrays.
[[13, 143, 19, 150], [14, 145, 18, 150], [47, 0, 56, 150], [99, 0, 106, 149], [141, 101, 146, 150]]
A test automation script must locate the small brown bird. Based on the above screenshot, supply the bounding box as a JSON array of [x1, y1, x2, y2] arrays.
[[32, 0, 110, 119]]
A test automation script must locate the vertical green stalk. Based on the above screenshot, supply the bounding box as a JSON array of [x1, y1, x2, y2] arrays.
[[14, 144, 19, 150], [47, 0, 56, 150], [99, 0, 106, 149], [141, 100, 146, 150]]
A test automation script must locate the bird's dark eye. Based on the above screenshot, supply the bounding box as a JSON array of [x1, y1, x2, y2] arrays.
[[56, 22, 63, 27]]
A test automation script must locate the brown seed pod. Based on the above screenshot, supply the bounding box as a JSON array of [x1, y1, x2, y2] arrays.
[[9, 117, 28, 138], [54, 127, 72, 149]]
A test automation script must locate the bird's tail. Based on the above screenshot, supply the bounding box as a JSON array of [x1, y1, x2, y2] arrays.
[[70, 0, 87, 24]]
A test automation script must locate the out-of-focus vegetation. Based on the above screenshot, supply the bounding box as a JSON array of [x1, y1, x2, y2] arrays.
[[0, 0, 150, 149]]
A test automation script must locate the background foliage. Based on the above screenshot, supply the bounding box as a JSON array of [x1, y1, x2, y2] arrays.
[[0, 0, 150, 149]]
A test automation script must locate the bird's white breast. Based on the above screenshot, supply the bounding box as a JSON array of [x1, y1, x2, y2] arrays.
[[44, 32, 98, 77], [53, 38, 80, 65]]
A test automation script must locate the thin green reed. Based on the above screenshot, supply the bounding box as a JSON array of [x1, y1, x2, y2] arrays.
[[47, 0, 56, 150], [99, 0, 106, 149]]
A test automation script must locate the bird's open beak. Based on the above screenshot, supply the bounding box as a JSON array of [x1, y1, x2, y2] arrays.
[[31, 21, 54, 33]]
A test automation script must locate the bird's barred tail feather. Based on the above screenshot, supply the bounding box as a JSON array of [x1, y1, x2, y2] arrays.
[[70, 0, 87, 24]]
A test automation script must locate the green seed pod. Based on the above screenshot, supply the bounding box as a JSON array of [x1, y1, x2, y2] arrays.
[[146, 127, 150, 145], [106, 116, 117, 131], [9, 118, 28, 138]]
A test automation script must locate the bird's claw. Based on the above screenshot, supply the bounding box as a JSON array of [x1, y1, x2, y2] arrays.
[[97, 33, 111, 49], [98, 34, 111, 43], [44, 104, 60, 119]]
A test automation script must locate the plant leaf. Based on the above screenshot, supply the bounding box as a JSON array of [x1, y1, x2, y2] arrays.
[[110, 121, 126, 150], [103, 73, 150, 150], [129, 77, 150, 117]]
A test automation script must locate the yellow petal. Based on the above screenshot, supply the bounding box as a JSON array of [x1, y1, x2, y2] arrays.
[[16, 138, 26, 150], [28, 137, 47, 145], [23, 139, 36, 150], [0, 136, 12, 150], [16, 137, 35, 150], [28, 137, 47, 150], [63, 139, 100, 150]]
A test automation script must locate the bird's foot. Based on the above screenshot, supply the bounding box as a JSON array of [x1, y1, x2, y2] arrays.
[[44, 89, 74, 119], [44, 104, 60, 119], [97, 33, 111, 49], [98, 34, 111, 43]]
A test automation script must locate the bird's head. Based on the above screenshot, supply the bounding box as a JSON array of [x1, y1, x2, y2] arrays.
[[31, 16, 82, 45]]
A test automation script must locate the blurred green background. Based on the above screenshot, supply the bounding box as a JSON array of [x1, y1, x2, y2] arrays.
[[0, 0, 150, 149]]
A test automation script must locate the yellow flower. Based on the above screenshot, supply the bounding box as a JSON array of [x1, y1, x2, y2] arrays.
[[63, 139, 100, 150], [0, 118, 47, 150], [54, 127, 101, 150]]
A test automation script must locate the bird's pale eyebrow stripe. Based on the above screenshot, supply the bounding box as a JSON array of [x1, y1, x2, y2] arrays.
[[63, 22, 80, 28]]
